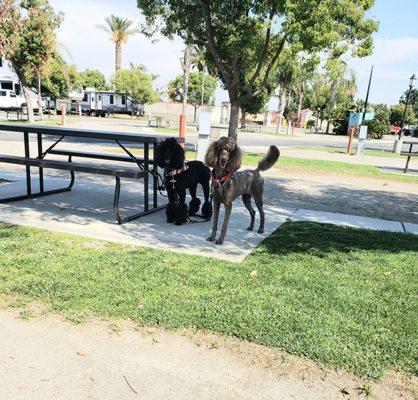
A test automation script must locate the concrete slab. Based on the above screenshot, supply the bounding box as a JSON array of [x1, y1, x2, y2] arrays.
[[403, 222, 418, 235], [291, 208, 405, 233], [0, 171, 294, 262], [380, 166, 418, 176]]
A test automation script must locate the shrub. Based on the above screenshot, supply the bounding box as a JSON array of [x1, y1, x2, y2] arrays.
[[362, 119, 390, 139], [306, 119, 316, 131]]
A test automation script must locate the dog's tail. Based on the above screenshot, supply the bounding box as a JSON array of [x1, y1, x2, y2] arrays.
[[257, 145, 280, 171]]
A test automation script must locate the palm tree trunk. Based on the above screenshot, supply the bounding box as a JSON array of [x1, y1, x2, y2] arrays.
[[181, 44, 193, 114], [276, 88, 286, 134], [193, 105, 198, 123], [296, 93, 303, 123], [115, 42, 122, 72]]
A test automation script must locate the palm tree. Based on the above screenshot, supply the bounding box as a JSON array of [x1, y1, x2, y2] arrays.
[[96, 15, 139, 72], [191, 46, 206, 72]]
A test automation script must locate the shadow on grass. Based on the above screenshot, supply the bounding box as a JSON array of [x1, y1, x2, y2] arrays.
[[257, 221, 418, 257]]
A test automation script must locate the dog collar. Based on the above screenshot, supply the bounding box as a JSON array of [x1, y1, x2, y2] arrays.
[[211, 169, 234, 187], [166, 163, 189, 177]]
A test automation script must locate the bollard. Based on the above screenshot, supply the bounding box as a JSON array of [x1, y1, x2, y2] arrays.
[[356, 125, 368, 155], [346, 126, 355, 154], [179, 114, 186, 148], [60, 104, 65, 125]]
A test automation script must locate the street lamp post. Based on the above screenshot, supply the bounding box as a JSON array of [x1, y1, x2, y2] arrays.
[[362, 65, 374, 123], [398, 73, 416, 141]]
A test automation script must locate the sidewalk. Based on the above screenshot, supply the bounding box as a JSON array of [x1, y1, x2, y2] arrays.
[[0, 170, 416, 263], [242, 146, 417, 169]]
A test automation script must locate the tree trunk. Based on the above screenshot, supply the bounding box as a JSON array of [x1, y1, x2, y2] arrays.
[[296, 93, 303, 122], [325, 119, 331, 134], [115, 42, 122, 72], [228, 102, 240, 140], [181, 44, 193, 115], [16, 70, 34, 123], [276, 88, 286, 134], [193, 105, 198, 123], [240, 108, 246, 129], [37, 71, 43, 121]]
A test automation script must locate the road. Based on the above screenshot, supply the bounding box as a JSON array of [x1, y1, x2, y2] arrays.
[[0, 115, 416, 152]]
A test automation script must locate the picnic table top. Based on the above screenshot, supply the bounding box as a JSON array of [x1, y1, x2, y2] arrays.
[[0, 124, 184, 144], [403, 139, 418, 144]]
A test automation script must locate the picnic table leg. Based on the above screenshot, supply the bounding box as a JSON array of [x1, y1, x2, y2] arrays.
[[404, 156, 411, 173], [144, 143, 149, 212], [37, 133, 44, 192], [23, 131, 31, 195], [153, 142, 158, 208]]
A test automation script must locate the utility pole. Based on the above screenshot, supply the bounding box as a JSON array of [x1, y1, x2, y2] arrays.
[[362, 65, 374, 123]]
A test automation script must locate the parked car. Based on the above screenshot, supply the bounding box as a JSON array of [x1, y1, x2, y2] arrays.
[[390, 125, 401, 135]]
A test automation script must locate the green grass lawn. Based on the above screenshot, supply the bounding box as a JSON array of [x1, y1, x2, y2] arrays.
[[296, 145, 403, 159], [241, 153, 418, 184], [0, 221, 416, 379]]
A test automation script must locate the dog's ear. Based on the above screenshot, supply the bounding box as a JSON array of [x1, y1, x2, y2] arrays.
[[228, 144, 242, 172], [205, 141, 218, 168], [172, 142, 185, 169], [155, 142, 166, 168]]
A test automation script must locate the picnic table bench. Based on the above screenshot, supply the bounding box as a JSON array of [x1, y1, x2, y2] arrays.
[[401, 140, 418, 173], [0, 124, 184, 224]]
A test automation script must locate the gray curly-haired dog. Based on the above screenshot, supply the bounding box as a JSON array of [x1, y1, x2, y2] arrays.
[[205, 137, 280, 245]]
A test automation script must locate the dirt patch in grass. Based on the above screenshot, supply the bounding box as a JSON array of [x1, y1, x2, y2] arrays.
[[0, 301, 416, 399]]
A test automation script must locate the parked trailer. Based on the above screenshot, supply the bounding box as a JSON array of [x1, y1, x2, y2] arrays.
[[70, 89, 144, 117], [0, 75, 40, 113]]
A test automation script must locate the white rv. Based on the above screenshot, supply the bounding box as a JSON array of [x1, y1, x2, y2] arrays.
[[0, 75, 40, 112], [71, 88, 144, 117]]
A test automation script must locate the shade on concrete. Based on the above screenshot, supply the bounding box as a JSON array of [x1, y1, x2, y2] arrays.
[[0, 170, 294, 262]]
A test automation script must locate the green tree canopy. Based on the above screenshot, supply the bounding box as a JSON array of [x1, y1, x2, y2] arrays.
[[137, 0, 378, 139], [400, 88, 418, 119], [362, 104, 391, 139], [168, 71, 217, 121], [0, 0, 62, 122], [27, 53, 80, 100], [389, 104, 416, 126], [79, 69, 109, 90], [111, 65, 158, 106]]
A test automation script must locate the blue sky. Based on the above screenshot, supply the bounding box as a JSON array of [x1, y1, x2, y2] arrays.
[[6, 0, 418, 107], [347, 0, 418, 106]]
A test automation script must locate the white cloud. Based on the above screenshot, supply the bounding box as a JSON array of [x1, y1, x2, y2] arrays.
[[348, 37, 418, 79]]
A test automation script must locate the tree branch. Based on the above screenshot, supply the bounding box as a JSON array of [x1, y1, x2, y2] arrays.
[[240, 35, 286, 104], [248, 5, 276, 89], [198, 0, 231, 87]]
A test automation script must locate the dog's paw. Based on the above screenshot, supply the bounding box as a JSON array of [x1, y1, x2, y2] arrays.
[[215, 238, 224, 245], [167, 218, 174, 223], [257, 228, 264, 234], [207, 235, 216, 242], [247, 226, 254, 231]]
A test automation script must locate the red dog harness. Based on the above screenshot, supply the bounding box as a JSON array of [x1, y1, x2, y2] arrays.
[[166, 163, 189, 178], [211, 170, 234, 187]]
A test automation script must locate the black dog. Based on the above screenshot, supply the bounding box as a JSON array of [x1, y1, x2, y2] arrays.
[[155, 138, 212, 225]]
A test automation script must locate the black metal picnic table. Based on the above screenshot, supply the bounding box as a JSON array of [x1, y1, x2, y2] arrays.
[[0, 124, 184, 224], [401, 140, 418, 173]]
